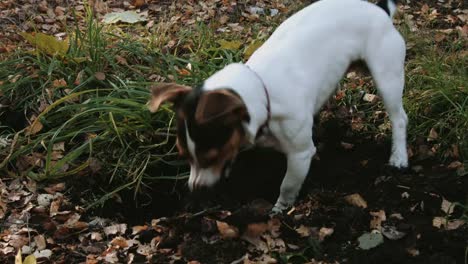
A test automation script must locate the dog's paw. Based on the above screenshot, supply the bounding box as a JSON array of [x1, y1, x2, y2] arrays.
[[270, 206, 284, 216], [270, 201, 290, 216], [389, 151, 408, 168]]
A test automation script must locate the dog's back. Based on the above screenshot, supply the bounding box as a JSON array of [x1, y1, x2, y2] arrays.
[[246, 0, 404, 115]]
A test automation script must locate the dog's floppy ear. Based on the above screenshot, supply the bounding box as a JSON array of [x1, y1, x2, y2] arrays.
[[195, 89, 249, 125], [148, 83, 192, 113]]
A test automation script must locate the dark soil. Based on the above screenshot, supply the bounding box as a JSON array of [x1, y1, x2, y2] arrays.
[[90, 116, 468, 264]]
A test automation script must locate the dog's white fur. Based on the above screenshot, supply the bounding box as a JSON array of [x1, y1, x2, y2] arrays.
[[188, 0, 408, 211]]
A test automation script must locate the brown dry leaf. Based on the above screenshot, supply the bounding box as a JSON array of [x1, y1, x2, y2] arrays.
[[94, 72, 106, 81], [318, 227, 334, 241], [74, 70, 85, 85], [91, 232, 103, 241], [27, 121, 43, 136], [447, 161, 463, 170], [216, 221, 239, 239], [115, 55, 128, 65], [131, 225, 148, 235], [132, 0, 146, 8], [434, 33, 446, 42], [295, 225, 311, 237], [441, 199, 454, 215], [9, 234, 29, 249], [34, 235, 46, 250], [427, 128, 438, 141], [407, 248, 420, 257], [110, 236, 128, 248], [52, 79, 67, 88], [433, 217, 465, 230], [421, 4, 430, 14], [244, 222, 269, 238], [44, 183, 65, 194], [0, 182, 7, 219], [458, 25, 468, 39], [363, 93, 378, 103], [345, 193, 368, 209], [49, 198, 61, 216], [370, 210, 387, 230], [104, 224, 127, 236]]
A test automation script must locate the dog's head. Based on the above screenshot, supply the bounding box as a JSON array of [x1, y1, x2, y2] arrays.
[[148, 83, 250, 191]]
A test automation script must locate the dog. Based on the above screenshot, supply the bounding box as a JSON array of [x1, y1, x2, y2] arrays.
[[148, 0, 408, 212]]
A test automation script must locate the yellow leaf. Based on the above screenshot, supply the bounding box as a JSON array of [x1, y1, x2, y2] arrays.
[[217, 39, 242, 50], [27, 120, 44, 135], [15, 249, 22, 264], [244, 40, 264, 60], [20, 32, 69, 56], [23, 255, 36, 264]]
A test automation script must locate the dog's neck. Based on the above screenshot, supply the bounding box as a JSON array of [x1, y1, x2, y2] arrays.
[[202, 63, 270, 144]]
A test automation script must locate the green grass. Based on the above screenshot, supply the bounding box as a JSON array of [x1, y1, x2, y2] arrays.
[[401, 25, 468, 166], [0, 8, 261, 205]]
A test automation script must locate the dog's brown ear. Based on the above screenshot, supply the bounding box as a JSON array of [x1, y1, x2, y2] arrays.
[[148, 83, 192, 112], [195, 89, 249, 125]]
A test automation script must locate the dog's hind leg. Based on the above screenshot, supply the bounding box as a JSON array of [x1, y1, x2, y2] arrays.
[[366, 31, 408, 168]]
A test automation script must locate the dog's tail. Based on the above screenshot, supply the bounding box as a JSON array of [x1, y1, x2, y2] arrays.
[[376, 0, 398, 17]]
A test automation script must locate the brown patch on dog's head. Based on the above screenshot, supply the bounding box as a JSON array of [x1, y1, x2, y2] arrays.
[[195, 89, 249, 126], [148, 84, 250, 189], [147, 83, 192, 113]]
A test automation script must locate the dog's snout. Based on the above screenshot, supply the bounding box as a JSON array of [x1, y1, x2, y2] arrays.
[[188, 165, 221, 192]]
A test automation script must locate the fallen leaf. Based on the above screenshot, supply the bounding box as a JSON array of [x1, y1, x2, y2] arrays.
[[91, 232, 103, 241], [244, 41, 263, 60], [345, 193, 368, 209], [20, 32, 69, 56], [318, 227, 334, 241], [217, 39, 242, 50], [102, 11, 148, 24], [44, 182, 65, 194], [295, 225, 311, 237], [16, 249, 22, 264], [131, 0, 146, 8], [363, 93, 378, 103], [434, 33, 446, 42], [370, 210, 387, 230], [407, 248, 420, 257], [27, 121, 43, 136], [110, 236, 128, 248], [132, 225, 148, 235], [441, 199, 454, 215], [433, 217, 465, 230], [104, 224, 127, 236], [447, 161, 462, 170], [23, 255, 36, 264], [34, 235, 46, 250], [381, 225, 406, 240], [33, 249, 52, 259], [52, 79, 67, 88], [244, 222, 269, 238], [427, 127, 438, 141], [94, 72, 106, 81], [216, 221, 239, 239], [358, 232, 384, 250]]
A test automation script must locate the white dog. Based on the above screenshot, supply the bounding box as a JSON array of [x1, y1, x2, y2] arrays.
[[148, 0, 408, 212]]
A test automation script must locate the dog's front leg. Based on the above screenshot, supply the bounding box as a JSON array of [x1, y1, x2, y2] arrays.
[[272, 145, 315, 213]]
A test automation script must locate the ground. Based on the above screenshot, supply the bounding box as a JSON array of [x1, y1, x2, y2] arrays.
[[0, 0, 467, 263]]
